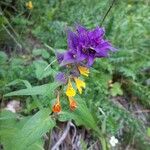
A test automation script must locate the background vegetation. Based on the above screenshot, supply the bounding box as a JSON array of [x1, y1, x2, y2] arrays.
[[0, 0, 150, 149]]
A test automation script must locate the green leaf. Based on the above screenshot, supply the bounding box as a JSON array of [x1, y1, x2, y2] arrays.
[[110, 82, 123, 96], [32, 49, 43, 56], [119, 67, 136, 80], [11, 58, 24, 65], [147, 127, 150, 137], [0, 16, 7, 26], [12, 109, 55, 150], [0, 110, 18, 121], [32, 49, 50, 59], [28, 139, 44, 150], [0, 111, 24, 150], [33, 60, 53, 80], [42, 50, 50, 59], [59, 97, 100, 134], [6, 80, 45, 109], [0, 109, 55, 150], [0, 51, 8, 64], [4, 82, 59, 97], [6, 79, 32, 88]]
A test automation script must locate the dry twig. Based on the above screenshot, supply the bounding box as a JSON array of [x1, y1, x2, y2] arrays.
[[51, 121, 71, 150]]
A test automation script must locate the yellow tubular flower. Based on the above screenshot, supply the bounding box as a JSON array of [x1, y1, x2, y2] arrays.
[[66, 78, 76, 97], [52, 92, 61, 113], [78, 66, 89, 77], [74, 77, 85, 94], [68, 97, 77, 111], [26, 1, 33, 10]]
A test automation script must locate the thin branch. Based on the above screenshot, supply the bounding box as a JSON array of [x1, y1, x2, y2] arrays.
[[70, 122, 77, 149], [44, 59, 57, 71], [134, 110, 150, 113], [100, 0, 116, 26], [87, 140, 98, 150], [51, 121, 71, 150], [48, 131, 52, 150], [2, 24, 22, 48], [44, 43, 55, 54]]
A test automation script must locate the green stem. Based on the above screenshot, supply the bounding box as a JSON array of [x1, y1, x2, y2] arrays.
[[99, 136, 107, 150], [95, 128, 108, 150]]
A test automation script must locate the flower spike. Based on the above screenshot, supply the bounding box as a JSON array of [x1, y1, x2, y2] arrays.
[[26, 1, 33, 10], [53, 25, 116, 112]]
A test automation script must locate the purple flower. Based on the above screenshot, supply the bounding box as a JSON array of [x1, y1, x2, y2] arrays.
[[55, 72, 67, 84], [58, 25, 116, 66], [56, 52, 64, 64]]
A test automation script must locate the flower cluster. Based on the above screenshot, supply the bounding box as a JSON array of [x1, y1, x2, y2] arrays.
[[109, 136, 118, 147], [60, 25, 115, 67], [26, 1, 33, 10], [52, 25, 115, 113]]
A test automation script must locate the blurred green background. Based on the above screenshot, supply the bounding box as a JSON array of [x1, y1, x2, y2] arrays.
[[0, 0, 150, 150]]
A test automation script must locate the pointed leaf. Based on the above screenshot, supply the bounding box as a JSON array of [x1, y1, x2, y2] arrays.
[[13, 109, 55, 150], [4, 82, 59, 97]]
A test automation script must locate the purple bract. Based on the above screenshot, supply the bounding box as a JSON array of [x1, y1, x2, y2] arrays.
[[55, 72, 67, 84], [57, 25, 116, 67]]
